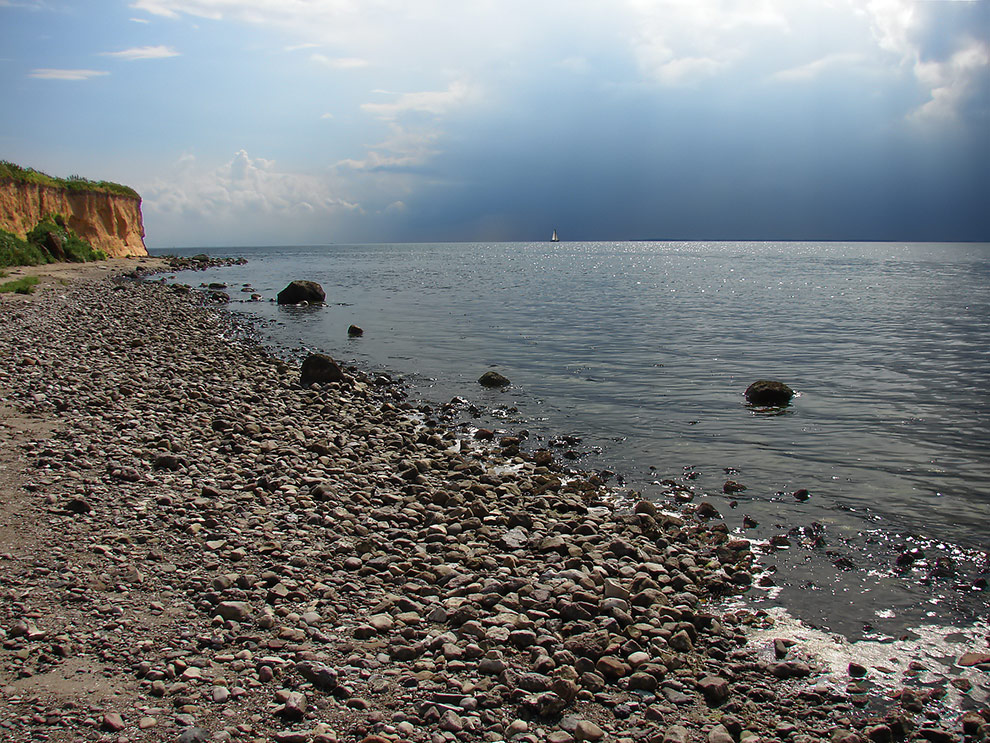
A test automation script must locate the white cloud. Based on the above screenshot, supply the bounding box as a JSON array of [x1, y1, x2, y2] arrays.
[[772, 52, 865, 82], [125, 0, 988, 170], [655, 56, 726, 87], [101, 45, 181, 60], [28, 68, 110, 80], [130, 0, 208, 20], [360, 80, 476, 121], [865, 0, 917, 59], [145, 149, 359, 219], [625, 0, 791, 86], [310, 54, 368, 69], [338, 81, 479, 172], [337, 126, 442, 171], [911, 40, 990, 123], [864, 0, 990, 122]]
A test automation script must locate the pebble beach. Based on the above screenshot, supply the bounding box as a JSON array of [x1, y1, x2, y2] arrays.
[[1, 260, 987, 743]]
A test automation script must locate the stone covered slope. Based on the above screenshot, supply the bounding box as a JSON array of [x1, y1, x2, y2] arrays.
[[0, 275, 984, 743], [0, 179, 147, 258]]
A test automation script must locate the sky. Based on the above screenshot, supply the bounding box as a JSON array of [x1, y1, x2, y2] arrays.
[[1, 0, 988, 247]]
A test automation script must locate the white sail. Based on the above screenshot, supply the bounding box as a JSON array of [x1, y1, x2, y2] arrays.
[[551, 229, 559, 242]]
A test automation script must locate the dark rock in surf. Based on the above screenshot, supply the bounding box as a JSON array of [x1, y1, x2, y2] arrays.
[[347, 324, 364, 337], [895, 547, 924, 567], [745, 380, 794, 407], [479, 371, 511, 388], [300, 353, 344, 387], [277, 280, 326, 305], [930, 556, 956, 578], [696, 501, 721, 519]]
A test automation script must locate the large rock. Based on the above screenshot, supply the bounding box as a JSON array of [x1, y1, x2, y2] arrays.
[[744, 379, 794, 407], [478, 371, 511, 388], [698, 676, 731, 706], [277, 280, 326, 305], [295, 661, 339, 690], [301, 353, 344, 387], [41, 231, 66, 261], [215, 601, 252, 622]]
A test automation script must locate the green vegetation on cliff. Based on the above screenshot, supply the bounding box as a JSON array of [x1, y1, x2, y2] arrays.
[[0, 229, 45, 267], [0, 160, 140, 200], [0, 214, 107, 268]]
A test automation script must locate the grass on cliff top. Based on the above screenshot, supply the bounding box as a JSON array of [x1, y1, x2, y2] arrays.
[[0, 275, 40, 294], [1, 215, 107, 268], [0, 160, 140, 200]]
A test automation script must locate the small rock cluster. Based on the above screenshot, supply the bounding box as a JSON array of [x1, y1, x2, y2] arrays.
[[161, 255, 248, 272], [0, 272, 986, 743]]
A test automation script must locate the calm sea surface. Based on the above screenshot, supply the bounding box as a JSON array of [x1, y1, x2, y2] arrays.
[[158, 241, 990, 640]]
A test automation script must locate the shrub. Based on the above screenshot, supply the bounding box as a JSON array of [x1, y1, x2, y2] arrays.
[[0, 275, 41, 294], [26, 214, 107, 263], [0, 228, 46, 268]]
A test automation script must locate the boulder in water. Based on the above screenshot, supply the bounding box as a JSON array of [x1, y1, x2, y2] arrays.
[[300, 353, 344, 387], [277, 280, 326, 305], [347, 324, 364, 337], [478, 371, 511, 388], [745, 380, 794, 407]]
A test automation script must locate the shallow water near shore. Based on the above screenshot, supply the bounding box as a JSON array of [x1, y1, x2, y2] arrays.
[[157, 241, 990, 643]]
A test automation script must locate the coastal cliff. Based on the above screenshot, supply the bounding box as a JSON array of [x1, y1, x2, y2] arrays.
[[0, 179, 147, 258]]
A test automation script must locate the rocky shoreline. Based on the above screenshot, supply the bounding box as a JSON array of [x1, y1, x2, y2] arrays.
[[1, 264, 987, 743]]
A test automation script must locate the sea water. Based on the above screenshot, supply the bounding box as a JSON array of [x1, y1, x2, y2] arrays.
[[158, 241, 990, 641]]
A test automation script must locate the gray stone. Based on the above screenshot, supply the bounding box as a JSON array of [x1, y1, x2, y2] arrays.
[[439, 710, 464, 733], [574, 720, 605, 741], [177, 728, 211, 743], [669, 629, 694, 652], [296, 661, 338, 691], [101, 713, 125, 732], [215, 601, 252, 622]]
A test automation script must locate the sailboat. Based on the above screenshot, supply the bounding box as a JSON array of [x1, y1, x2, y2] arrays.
[[551, 229, 559, 242]]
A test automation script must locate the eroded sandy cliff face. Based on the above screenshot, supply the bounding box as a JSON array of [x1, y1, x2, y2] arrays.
[[0, 180, 147, 258]]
